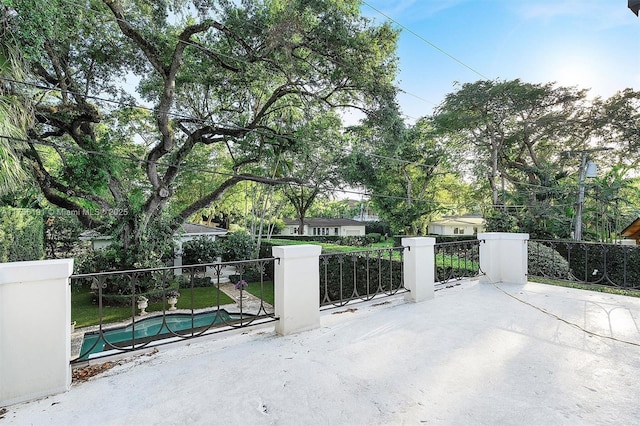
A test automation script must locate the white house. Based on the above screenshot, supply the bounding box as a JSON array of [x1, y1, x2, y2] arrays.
[[428, 216, 485, 236], [281, 218, 366, 237]]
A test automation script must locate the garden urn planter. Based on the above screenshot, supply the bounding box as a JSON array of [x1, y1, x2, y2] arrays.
[[137, 298, 148, 315], [168, 297, 178, 311]]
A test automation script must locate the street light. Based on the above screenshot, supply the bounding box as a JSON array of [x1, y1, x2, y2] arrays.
[[630, 0, 640, 16]]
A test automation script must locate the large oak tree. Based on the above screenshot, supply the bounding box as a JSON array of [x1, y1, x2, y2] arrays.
[[2, 0, 398, 265]]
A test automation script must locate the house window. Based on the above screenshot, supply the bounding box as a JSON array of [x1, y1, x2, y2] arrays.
[[334, 227, 339, 235], [453, 227, 459, 234], [473, 227, 478, 234], [293, 227, 298, 234], [458, 228, 464, 235]]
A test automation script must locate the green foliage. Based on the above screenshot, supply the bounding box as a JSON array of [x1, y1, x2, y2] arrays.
[[217, 232, 257, 261], [554, 242, 640, 287], [484, 209, 519, 233], [269, 234, 381, 247], [366, 233, 381, 243], [4, 0, 399, 268], [364, 221, 392, 237], [342, 114, 444, 234], [182, 236, 221, 265], [0, 207, 43, 261], [527, 241, 571, 279], [43, 210, 88, 259]]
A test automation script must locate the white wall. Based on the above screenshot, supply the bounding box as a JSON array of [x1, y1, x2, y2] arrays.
[[272, 245, 322, 335], [478, 233, 528, 284], [0, 259, 74, 407]]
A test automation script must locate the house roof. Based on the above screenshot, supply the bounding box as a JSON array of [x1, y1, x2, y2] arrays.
[[180, 222, 228, 235], [283, 218, 366, 227], [429, 216, 485, 226], [620, 217, 640, 239]]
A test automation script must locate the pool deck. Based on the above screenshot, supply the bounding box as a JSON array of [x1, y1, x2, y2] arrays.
[[5, 280, 640, 425]]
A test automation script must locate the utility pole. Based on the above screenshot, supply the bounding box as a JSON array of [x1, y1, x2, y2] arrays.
[[563, 147, 612, 241], [574, 152, 588, 241]]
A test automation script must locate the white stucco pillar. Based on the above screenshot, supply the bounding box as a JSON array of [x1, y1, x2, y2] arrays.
[[0, 258, 74, 407], [478, 233, 529, 284], [272, 245, 322, 335], [402, 237, 436, 302]]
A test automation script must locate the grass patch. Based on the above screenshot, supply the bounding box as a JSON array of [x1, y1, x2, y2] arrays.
[[529, 276, 640, 298], [72, 289, 131, 328], [72, 286, 236, 328], [244, 280, 274, 305]]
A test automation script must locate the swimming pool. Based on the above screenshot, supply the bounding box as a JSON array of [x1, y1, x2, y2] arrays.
[[78, 310, 242, 361]]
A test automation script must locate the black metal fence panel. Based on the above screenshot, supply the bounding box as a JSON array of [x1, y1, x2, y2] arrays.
[[70, 258, 276, 364], [434, 240, 481, 286], [319, 247, 406, 308], [528, 240, 640, 289]]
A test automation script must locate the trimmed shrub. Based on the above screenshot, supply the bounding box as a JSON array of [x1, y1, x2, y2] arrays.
[[554, 242, 640, 287], [182, 235, 221, 265], [217, 231, 256, 261], [528, 241, 571, 279], [366, 233, 382, 243], [364, 221, 391, 236], [0, 207, 44, 262]]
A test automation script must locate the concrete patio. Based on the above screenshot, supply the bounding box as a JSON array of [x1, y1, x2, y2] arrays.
[[3, 279, 640, 425]]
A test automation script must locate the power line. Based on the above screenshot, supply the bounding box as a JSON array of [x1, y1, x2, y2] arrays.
[[361, 1, 489, 80]]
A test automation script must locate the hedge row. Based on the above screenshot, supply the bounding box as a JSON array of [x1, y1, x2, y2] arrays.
[[319, 253, 403, 305], [0, 207, 44, 262], [392, 234, 478, 247], [552, 242, 640, 288], [272, 234, 383, 246]]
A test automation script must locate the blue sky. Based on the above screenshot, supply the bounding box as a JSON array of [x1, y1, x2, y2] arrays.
[[360, 0, 640, 123]]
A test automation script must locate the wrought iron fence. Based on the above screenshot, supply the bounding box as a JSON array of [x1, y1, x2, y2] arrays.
[[528, 240, 640, 289], [319, 247, 406, 308], [70, 258, 276, 364], [434, 240, 482, 287]]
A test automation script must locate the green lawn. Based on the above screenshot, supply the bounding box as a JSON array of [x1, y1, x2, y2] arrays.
[[245, 280, 274, 305]]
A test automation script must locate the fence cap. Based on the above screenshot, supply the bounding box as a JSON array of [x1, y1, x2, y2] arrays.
[[477, 232, 529, 241], [0, 258, 74, 284], [402, 237, 436, 247], [272, 244, 322, 259]]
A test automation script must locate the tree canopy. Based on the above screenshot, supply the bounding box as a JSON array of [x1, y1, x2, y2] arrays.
[[1, 0, 398, 266]]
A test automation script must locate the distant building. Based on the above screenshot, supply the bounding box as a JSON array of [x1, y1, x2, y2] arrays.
[[428, 216, 485, 236], [282, 218, 366, 236]]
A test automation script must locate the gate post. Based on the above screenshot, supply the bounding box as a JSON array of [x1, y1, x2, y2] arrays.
[[402, 237, 436, 302], [272, 245, 322, 335], [0, 259, 74, 407], [478, 233, 529, 284]]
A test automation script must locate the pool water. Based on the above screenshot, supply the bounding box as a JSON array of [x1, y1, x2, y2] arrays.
[[78, 310, 238, 360]]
